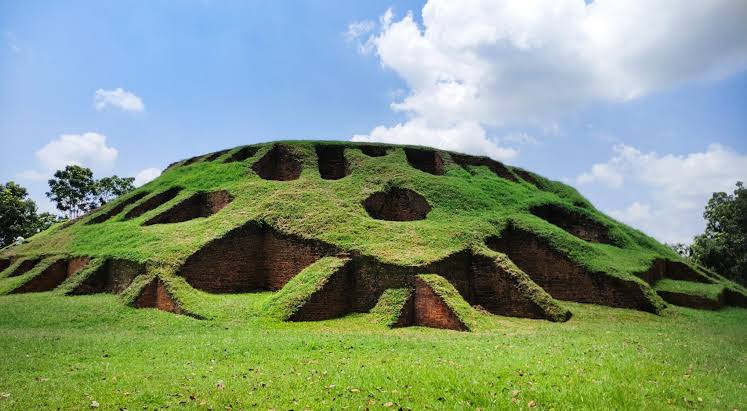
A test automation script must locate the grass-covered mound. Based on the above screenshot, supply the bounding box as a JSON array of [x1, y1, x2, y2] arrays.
[[1, 140, 745, 328]]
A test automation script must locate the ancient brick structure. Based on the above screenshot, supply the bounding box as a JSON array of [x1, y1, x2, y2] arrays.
[[88, 192, 150, 224], [70, 259, 145, 295], [635, 258, 712, 285], [224, 146, 259, 163], [251, 144, 301, 181], [144, 190, 233, 225], [124, 187, 183, 220], [404, 148, 444, 175], [133, 278, 184, 314], [360, 146, 389, 157], [289, 261, 354, 321], [178, 222, 338, 293], [363, 187, 431, 221], [451, 153, 518, 182], [315, 145, 350, 180], [486, 226, 658, 312], [7, 258, 40, 277], [12, 257, 89, 293], [530, 204, 615, 244]]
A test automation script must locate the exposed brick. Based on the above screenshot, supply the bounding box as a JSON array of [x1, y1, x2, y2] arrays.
[[134, 278, 184, 314], [7, 258, 41, 278], [360, 146, 389, 157], [316, 145, 350, 180], [13, 257, 89, 293], [530, 204, 615, 244], [178, 222, 338, 293], [87, 192, 149, 224], [70, 259, 144, 295], [144, 190, 233, 225], [289, 262, 353, 321], [124, 187, 183, 220], [486, 226, 658, 312], [251, 144, 301, 181], [404, 148, 444, 175], [634, 258, 712, 285], [657, 290, 722, 310], [413, 277, 466, 331], [363, 188, 431, 221], [451, 153, 518, 182], [224, 146, 259, 163]]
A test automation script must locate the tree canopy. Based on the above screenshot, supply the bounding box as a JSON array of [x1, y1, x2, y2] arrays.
[[0, 182, 59, 247], [691, 181, 746, 285], [46, 165, 135, 218]]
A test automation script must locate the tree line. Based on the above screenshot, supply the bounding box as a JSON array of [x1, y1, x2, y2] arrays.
[[668, 181, 746, 286], [1, 165, 134, 247]]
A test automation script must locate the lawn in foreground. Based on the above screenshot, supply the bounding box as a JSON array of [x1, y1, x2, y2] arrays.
[[0, 293, 745, 410]]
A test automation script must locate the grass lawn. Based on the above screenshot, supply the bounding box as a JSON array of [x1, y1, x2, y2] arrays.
[[0, 292, 745, 410]]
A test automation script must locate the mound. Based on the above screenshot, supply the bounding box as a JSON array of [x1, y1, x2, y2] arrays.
[[2, 140, 744, 330]]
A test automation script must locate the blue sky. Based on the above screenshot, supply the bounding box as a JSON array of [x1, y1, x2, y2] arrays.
[[1, 0, 746, 244]]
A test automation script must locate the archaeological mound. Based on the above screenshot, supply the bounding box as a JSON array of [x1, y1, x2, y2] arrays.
[[2, 140, 744, 331]]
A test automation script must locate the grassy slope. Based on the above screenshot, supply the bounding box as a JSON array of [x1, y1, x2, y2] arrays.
[[0, 292, 745, 410], [2, 140, 680, 278]]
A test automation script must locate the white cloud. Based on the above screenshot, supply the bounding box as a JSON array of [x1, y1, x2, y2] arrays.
[[608, 202, 652, 224], [134, 167, 162, 187], [350, 0, 747, 160], [577, 144, 747, 243], [353, 118, 517, 161], [94, 88, 145, 112], [18, 132, 119, 183]]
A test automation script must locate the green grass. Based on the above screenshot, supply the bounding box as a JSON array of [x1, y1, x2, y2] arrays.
[[0, 293, 745, 410], [1, 141, 745, 409], [655, 280, 725, 300], [417, 274, 477, 330], [2, 141, 680, 278]]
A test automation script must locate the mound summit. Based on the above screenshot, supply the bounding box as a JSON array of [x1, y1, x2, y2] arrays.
[[1, 141, 745, 330]]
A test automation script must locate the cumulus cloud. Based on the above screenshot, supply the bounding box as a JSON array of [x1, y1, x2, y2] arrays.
[[17, 132, 119, 181], [577, 144, 747, 243], [94, 88, 145, 112], [353, 118, 518, 160], [350, 0, 747, 159], [134, 167, 162, 187]]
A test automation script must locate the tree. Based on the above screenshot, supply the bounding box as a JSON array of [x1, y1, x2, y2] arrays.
[[0, 182, 57, 247], [46, 165, 98, 219], [96, 176, 135, 205], [691, 181, 747, 285], [667, 243, 692, 258]]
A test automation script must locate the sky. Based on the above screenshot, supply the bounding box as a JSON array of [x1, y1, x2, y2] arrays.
[[1, 0, 746, 244]]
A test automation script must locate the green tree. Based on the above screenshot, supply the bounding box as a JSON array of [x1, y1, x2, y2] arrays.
[[46, 165, 98, 218], [96, 176, 135, 205], [691, 181, 747, 285], [0, 182, 56, 247]]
